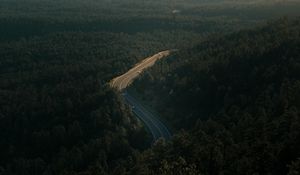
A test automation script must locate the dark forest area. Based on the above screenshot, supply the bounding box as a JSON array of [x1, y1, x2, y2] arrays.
[[0, 0, 300, 174], [130, 18, 300, 175]]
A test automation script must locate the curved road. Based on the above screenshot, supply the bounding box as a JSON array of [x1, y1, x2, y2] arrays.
[[109, 50, 175, 141], [123, 91, 172, 141]]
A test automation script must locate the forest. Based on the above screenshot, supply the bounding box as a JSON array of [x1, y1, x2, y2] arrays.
[[0, 0, 300, 174], [129, 17, 300, 175]]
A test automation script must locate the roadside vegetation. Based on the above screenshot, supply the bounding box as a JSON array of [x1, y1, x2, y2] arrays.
[[0, 0, 300, 174]]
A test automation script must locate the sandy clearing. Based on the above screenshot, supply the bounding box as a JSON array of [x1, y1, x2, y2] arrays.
[[110, 50, 174, 91]]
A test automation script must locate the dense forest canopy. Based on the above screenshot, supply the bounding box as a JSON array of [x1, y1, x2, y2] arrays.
[[0, 0, 300, 174], [1, 0, 300, 41], [129, 18, 300, 174], [0, 32, 153, 175]]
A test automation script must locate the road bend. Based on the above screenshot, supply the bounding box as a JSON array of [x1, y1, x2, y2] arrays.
[[109, 50, 176, 141], [122, 91, 172, 141]]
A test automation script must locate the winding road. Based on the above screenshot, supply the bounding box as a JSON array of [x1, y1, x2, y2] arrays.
[[110, 50, 174, 141], [123, 92, 172, 141]]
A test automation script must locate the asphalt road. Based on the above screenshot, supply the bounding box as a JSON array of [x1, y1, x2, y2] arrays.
[[110, 50, 175, 141], [122, 91, 172, 141]]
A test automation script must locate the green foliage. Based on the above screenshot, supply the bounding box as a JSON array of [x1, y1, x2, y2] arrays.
[[130, 18, 300, 175], [1, 0, 300, 174], [0, 32, 156, 175]]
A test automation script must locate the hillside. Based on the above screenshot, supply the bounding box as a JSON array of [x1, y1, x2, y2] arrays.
[[129, 18, 300, 175], [0, 32, 156, 175], [1, 0, 300, 174]]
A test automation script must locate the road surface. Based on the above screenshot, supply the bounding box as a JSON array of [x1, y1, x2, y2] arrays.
[[109, 50, 175, 141], [110, 50, 174, 91], [123, 91, 172, 141]]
